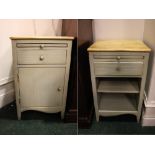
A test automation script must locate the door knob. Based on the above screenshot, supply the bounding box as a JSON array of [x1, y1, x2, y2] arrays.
[[57, 87, 62, 92]]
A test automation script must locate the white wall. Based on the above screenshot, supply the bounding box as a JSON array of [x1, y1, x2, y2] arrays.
[[0, 19, 62, 108], [34, 19, 62, 36], [142, 20, 155, 126], [93, 19, 144, 41], [143, 20, 155, 102]]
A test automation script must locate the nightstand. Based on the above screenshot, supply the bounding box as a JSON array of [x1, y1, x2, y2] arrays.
[[11, 36, 74, 120], [88, 40, 151, 122]]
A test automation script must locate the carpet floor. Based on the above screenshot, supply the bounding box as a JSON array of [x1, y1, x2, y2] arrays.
[[78, 115, 155, 135], [0, 103, 77, 135], [1, 103, 155, 135]]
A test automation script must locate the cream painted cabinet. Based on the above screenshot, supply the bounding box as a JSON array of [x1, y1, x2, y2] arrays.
[[11, 36, 74, 120], [88, 40, 151, 122]]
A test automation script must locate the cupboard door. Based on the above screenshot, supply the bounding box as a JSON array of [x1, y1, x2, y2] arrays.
[[18, 67, 65, 108]]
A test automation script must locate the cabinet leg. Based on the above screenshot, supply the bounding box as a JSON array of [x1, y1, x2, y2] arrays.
[[16, 102, 21, 120], [137, 115, 141, 123], [17, 110, 21, 120], [96, 115, 99, 122], [61, 112, 64, 120]]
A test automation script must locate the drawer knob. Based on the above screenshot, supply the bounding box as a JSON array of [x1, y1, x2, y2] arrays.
[[40, 45, 44, 49], [116, 67, 120, 71], [39, 55, 44, 61], [116, 56, 121, 60], [57, 87, 62, 92]]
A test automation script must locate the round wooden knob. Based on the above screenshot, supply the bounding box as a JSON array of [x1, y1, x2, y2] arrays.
[[39, 55, 44, 61], [116, 56, 121, 60], [40, 44, 44, 49], [116, 66, 120, 71], [57, 87, 62, 92]]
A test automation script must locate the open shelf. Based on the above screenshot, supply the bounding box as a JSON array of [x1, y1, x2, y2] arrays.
[[97, 78, 140, 93], [98, 93, 138, 116]]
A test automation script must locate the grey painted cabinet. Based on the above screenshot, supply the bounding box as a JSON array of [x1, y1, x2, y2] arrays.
[[11, 36, 73, 120], [88, 40, 151, 122]]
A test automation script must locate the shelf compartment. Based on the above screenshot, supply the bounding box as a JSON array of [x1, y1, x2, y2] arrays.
[[98, 93, 138, 116], [97, 78, 139, 93]]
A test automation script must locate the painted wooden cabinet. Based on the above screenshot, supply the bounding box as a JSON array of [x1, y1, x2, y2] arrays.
[[11, 36, 73, 120], [88, 40, 151, 122]]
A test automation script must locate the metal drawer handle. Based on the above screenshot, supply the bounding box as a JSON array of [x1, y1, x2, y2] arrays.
[[57, 87, 62, 92], [39, 55, 44, 61], [40, 44, 44, 49]]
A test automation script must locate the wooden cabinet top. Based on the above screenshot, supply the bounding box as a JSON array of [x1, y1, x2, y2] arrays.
[[10, 36, 74, 40], [87, 40, 151, 52]]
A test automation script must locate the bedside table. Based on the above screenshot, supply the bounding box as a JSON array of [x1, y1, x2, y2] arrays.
[[88, 40, 151, 122], [11, 36, 74, 120]]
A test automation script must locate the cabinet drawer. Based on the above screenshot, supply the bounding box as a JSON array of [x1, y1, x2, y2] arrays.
[[94, 61, 144, 76], [17, 49, 67, 65]]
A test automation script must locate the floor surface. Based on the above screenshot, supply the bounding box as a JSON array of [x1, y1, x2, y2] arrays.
[[0, 103, 77, 135], [1, 103, 155, 135], [78, 115, 155, 135]]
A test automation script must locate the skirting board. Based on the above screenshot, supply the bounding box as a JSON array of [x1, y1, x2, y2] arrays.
[[142, 91, 155, 126], [0, 89, 15, 108], [0, 80, 15, 108], [142, 117, 155, 126], [0, 76, 13, 86]]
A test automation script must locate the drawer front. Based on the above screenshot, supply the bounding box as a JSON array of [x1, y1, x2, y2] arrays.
[[93, 54, 144, 63], [94, 61, 144, 76], [17, 49, 67, 65], [16, 43, 68, 49], [93, 54, 144, 60]]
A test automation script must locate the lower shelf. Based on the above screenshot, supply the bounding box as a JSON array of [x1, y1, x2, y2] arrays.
[[98, 93, 138, 116]]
